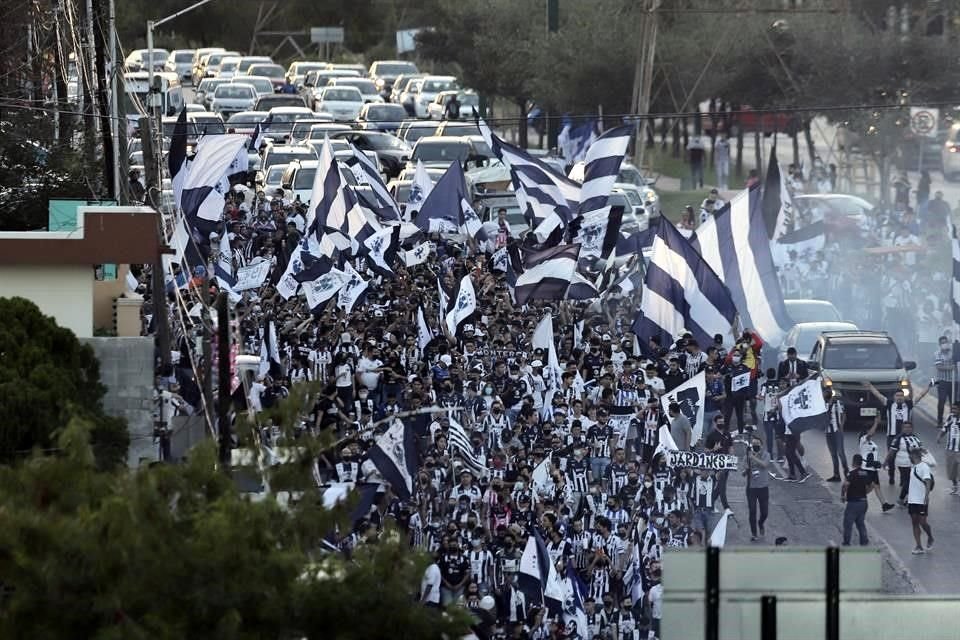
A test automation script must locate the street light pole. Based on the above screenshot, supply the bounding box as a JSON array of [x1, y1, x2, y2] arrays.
[[146, 0, 219, 116]]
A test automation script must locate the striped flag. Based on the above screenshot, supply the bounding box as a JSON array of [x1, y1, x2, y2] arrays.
[[248, 120, 266, 152], [345, 147, 401, 221], [566, 271, 599, 300], [413, 161, 467, 234], [416, 306, 433, 350], [770, 219, 825, 266], [214, 225, 235, 290], [368, 419, 418, 501], [576, 124, 633, 218], [477, 115, 580, 237], [558, 118, 598, 162], [690, 187, 792, 346], [514, 244, 581, 306], [952, 224, 960, 333], [168, 107, 188, 207], [258, 318, 281, 378], [311, 137, 377, 252], [179, 133, 249, 231], [762, 146, 793, 240], [361, 224, 401, 279], [447, 415, 486, 475], [337, 262, 368, 313], [634, 217, 737, 352], [518, 527, 565, 611], [575, 206, 623, 260]]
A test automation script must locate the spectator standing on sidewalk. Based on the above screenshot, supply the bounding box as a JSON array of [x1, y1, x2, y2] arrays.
[[841, 454, 874, 546], [907, 449, 934, 555], [741, 435, 771, 541], [936, 402, 960, 494], [824, 390, 849, 482]]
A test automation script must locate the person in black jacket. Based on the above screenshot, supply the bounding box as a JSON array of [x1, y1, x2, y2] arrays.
[[777, 347, 809, 387]]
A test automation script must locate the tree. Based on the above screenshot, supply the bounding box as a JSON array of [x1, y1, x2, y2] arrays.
[[416, 0, 545, 148], [0, 409, 471, 639], [0, 297, 128, 468]]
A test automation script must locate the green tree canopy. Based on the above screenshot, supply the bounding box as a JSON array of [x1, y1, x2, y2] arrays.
[[0, 297, 128, 467], [0, 417, 471, 639]]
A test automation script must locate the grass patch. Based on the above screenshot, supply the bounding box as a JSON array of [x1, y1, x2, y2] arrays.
[[657, 190, 707, 222], [642, 147, 689, 181]]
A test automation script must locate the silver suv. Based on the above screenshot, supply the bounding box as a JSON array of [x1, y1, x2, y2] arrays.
[[808, 331, 916, 425]]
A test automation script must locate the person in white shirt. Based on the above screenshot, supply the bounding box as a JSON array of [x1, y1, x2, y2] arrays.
[[248, 376, 267, 412], [356, 344, 384, 392], [420, 556, 442, 608], [907, 449, 934, 555]]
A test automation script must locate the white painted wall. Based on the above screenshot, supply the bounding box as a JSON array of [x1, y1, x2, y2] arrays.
[[0, 265, 94, 337]]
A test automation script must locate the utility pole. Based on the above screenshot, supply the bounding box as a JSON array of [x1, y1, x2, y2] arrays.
[[138, 115, 172, 372], [631, 0, 660, 170], [217, 291, 232, 468], [85, 0, 101, 139], [201, 268, 214, 441], [544, 0, 559, 152], [108, 0, 121, 201], [92, 0, 115, 198]]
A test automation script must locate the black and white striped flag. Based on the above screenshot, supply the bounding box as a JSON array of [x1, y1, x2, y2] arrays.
[[447, 415, 485, 475], [952, 224, 960, 334], [514, 244, 581, 306]]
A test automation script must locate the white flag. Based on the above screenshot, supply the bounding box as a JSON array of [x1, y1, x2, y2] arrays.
[[731, 371, 752, 393], [416, 306, 433, 351], [652, 424, 679, 460], [233, 260, 272, 291], [779, 378, 827, 434], [406, 159, 434, 216], [437, 277, 450, 328], [491, 247, 508, 272], [532, 312, 563, 390], [709, 508, 735, 548], [337, 262, 368, 313], [304, 268, 349, 310], [531, 456, 552, 497], [404, 242, 432, 267], [659, 371, 707, 444], [445, 275, 477, 336], [125, 270, 139, 292]]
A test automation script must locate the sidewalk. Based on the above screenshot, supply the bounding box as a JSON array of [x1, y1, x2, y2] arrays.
[[720, 439, 918, 594]]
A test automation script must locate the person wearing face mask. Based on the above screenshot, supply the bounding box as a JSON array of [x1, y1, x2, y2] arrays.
[[691, 469, 716, 535], [334, 445, 361, 483], [722, 348, 752, 435], [742, 435, 771, 541], [467, 534, 493, 595]]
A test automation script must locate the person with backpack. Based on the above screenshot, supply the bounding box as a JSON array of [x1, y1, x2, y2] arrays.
[[907, 448, 934, 555]]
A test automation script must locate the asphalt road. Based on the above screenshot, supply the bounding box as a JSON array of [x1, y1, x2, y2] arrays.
[[795, 393, 955, 593]]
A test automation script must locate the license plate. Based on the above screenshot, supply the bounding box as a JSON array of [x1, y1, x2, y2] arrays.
[[860, 407, 878, 417]]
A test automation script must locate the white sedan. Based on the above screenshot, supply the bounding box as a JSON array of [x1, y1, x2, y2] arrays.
[[315, 86, 364, 122]]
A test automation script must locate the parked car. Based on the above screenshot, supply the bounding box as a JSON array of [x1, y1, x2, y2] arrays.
[[368, 60, 420, 98], [357, 103, 408, 132], [328, 77, 382, 103], [210, 83, 258, 117], [390, 73, 424, 104], [187, 113, 225, 145], [288, 118, 339, 144], [398, 118, 436, 146], [793, 194, 872, 236], [254, 94, 308, 113], [280, 158, 363, 201], [434, 121, 481, 138], [237, 56, 273, 75], [426, 90, 479, 120], [262, 107, 316, 142], [329, 130, 411, 178], [190, 47, 225, 84], [809, 331, 915, 425], [165, 49, 195, 81], [413, 76, 459, 119], [125, 48, 168, 73], [238, 76, 276, 98], [783, 298, 843, 324], [777, 321, 859, 362], [286, 61, 328, 87], [202, 51, 240, 79], [259, 163, 287, 192], [409, 136, 487, 170], [247, 63, 287, 92], [226, 111, 269, 135], [260, 143, 318, 173], [315, 86, 364, 121], [610, 187, 650, 233], [301, 70, 363, 110], [195, 78, 232, 109], [216, 56, 242, 80], [398, 78, 424, 116]]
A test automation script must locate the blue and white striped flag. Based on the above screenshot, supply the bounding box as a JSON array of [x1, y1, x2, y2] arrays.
[[214, 225, 235, 290], [514, 244, 581, 306], [478, 116, 580, 237], [248, 121, 266, 152], [558, 118, 598, 163], [168, 108, 188, 207], [577, 124, 633, 218], [310, 137, 377, 252], [953, 224, 960, 334], [633, 217, 737, 350], [179, 133, 249, 230], [690, 187, 792, 345], [413, 161, 467, 234], [368, 419, 418, 501], [345, 147, 401, 221]]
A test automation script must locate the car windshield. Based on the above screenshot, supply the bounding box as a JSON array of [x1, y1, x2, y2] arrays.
[[244, 79, 274, 94], [239, 58, 269, 72], [621, 189, 643, 206], [618, 166, 644, 186], [323, 88, 361, 102], [174, 52, 193, 62], [362, 133, 407, 150], [220, 61, 238, 72], [822, 342, 902, 370], [192, 119, 225, 135], [264, 150, 316, 169], [364, 105, 407, 121], [786, 302, 842, 323], [294, 168, 317, 190], [374, 62, 418, 76], [148, 51, 169, 63], [414, 141, 468, 162], [228, 113, 264, 125], [308, 127, 349, 139], [339, 80, 377, 94], [258, 95, 306, 109], [423, 79, 457, 92], [439, 123, 480, 137], [269, 112, 310, 124], [215, 85, 254, 99], [250, 65, 283, 78], [265, 165, 286, 183]]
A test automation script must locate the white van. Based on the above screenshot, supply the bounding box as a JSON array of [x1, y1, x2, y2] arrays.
[[122, 71, 184, 134]]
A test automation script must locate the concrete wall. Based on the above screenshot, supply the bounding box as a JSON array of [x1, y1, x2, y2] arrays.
[[84, 337, 157, 467], [0, 265, 94, 337]]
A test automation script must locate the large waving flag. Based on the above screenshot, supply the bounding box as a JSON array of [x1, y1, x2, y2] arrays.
[[447, 415, 486, 476], [478, 115, 580, 238], [179, 134, 249, 231], [779, 378, 828, 435], [168, 107, 188, 206], [311, 137, 376, 252], [557, 117, 598, 163], [362, 224, 402, 278], [302, 267, 350, 313], [514, 244, 581, 306], [634, 217, 736, 351], [690, 187, 792, 345], [337, 261, 368, 313], [445, 274, 477, 336], [762, 146, 793, 240], [952, 224, 960, 334], [406, 160, 434, 215], [561, 561, 589, 639], [414, 161, 467, 234], [368, 419, 418, 500], [345, 147, 401, 221], [576, 124, 633, 218], [518, 527, 564, 612]]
